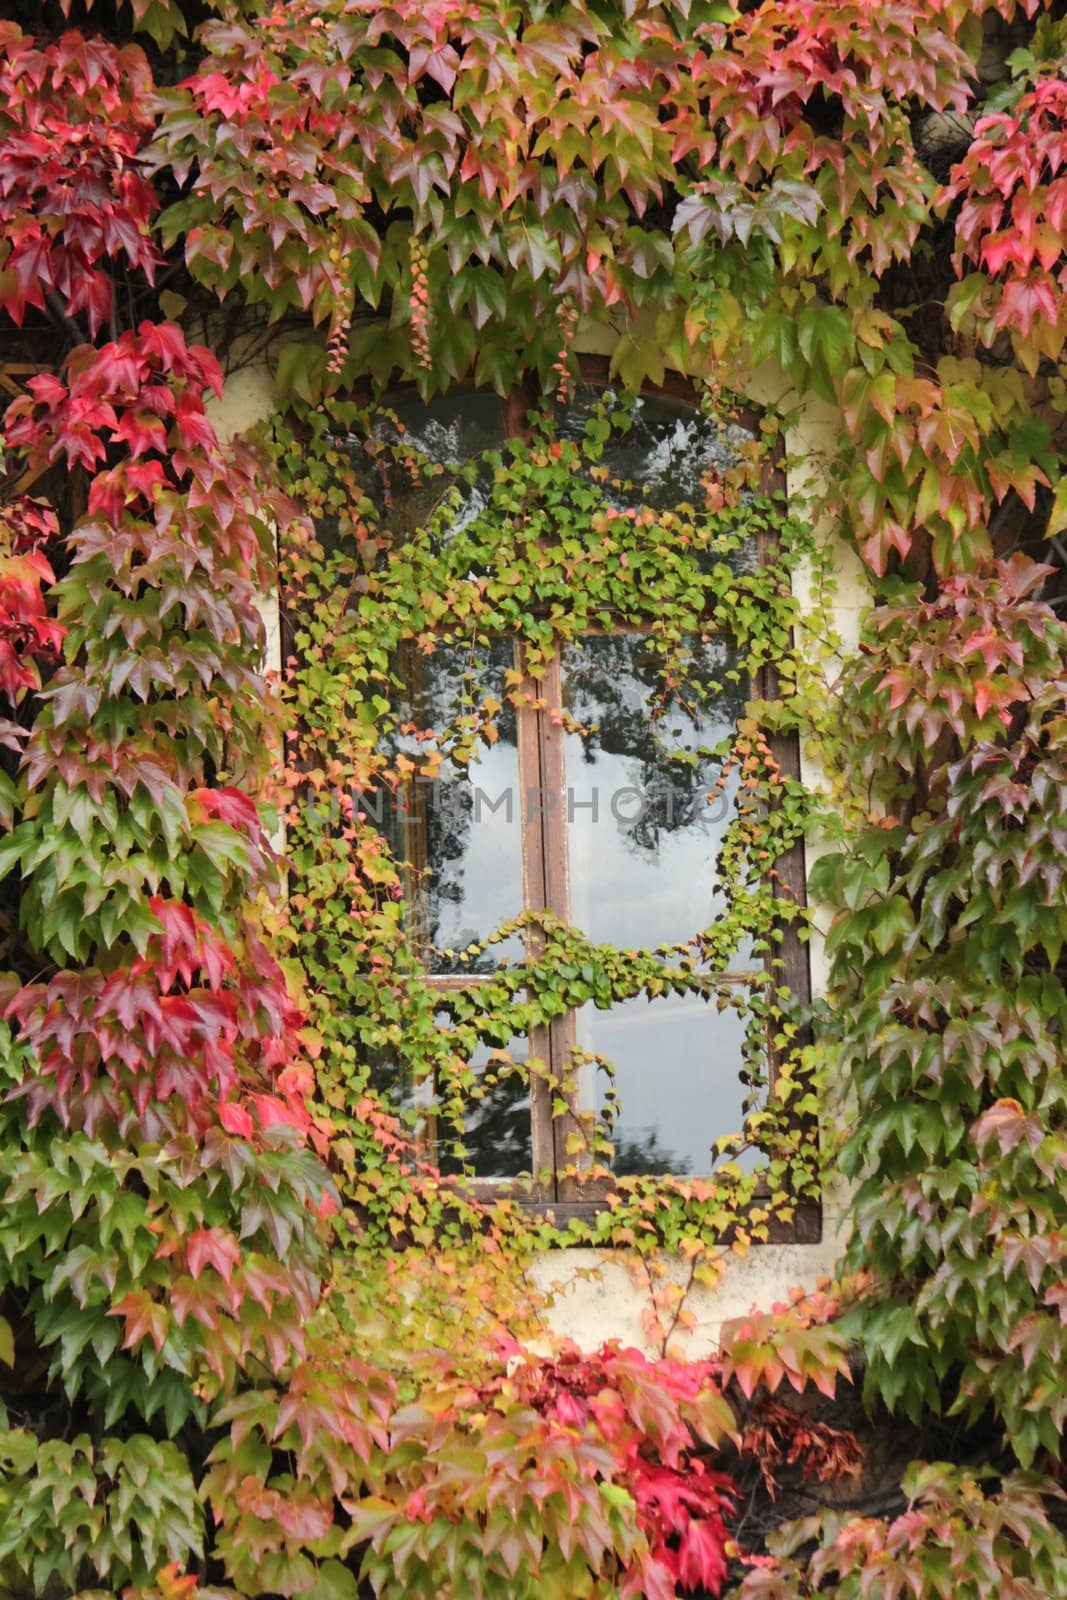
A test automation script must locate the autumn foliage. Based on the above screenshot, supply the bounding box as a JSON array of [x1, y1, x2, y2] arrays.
[[2, 1, 1067, 1598], [0, 22, 160, 333]]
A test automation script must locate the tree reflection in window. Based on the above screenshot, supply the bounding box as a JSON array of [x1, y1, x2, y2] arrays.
[[381, 638, 524, 976], [555, 388, 756, 519], [561, 634, 758, 972], [432, 1030, 533, 1181]]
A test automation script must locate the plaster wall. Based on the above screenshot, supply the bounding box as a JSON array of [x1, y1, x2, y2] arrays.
[[528, 1235, 845, 1358], [205, 364, 282, 676], [210, 351, 868, 1356]]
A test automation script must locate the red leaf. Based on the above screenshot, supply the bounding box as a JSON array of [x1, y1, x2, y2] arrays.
[[220, 1098, 254, 1138], [115, 408, 168, 458], [193, 786, 261, 832], [676, 1516, 729, 1593], [174, 390, 218, 452], [110, 1290, 169, 1355], [974, 1099, 1044, 1156], [622, 1553, 677, 1600], [187, 1226, 241, 1283]]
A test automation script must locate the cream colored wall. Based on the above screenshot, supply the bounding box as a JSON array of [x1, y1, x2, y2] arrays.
[[208, 346, 869, 1356], [206, 364, 282, 676], [529, 1237, 844, 1358]]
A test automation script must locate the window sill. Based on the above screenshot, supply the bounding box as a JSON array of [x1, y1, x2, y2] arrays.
[[446, 1175, 823, 1247]]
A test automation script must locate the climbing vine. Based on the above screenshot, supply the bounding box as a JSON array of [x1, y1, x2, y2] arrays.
[[268, 389, 822, 1286], [3, 0, 1067, 1598]]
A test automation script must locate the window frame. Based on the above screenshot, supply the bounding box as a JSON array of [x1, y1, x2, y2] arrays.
[[291, 362, 818, 1241]]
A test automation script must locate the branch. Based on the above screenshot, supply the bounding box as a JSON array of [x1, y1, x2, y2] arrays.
[[43, 289, 85, 347]]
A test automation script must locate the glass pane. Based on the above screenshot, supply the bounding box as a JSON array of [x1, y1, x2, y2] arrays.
[[359, 392, 506, 564], [561, 634, 749, 953], [377, 391, 506, 466], [363, 1021, 532, 1180], [434, 1030, 532, 1180], [364, 1046, 417, 1113], [576, 993, 753, 1176], [386, 639, 525, 973], [558, 386, 758, 532]]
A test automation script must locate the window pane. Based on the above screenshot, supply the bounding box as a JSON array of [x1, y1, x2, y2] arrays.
[[322, 392, 505, 571], [377, 391, 506, 466], [387, 639, 525, 973], [561, 634, 747, 953], [576, 993, 752, 1176], [364, 1023, 532, 1181], [363, 1043, 419, 1118], [376, 392, 504, 557], [556, 389, 761, 575], [434, 1031, 532, 1180], [557, 388, 754, 506]]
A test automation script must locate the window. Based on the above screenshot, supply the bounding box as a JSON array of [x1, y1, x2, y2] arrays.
[[297, 366, 810, 1215]]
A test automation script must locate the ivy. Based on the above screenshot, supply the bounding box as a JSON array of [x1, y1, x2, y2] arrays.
[[735, 1464, 1067, 1600], [810, 561, 1067, 1467], [149, 0, 973, 400], [266, 391, 822, 1265], [5, 1, 1067, 1598]]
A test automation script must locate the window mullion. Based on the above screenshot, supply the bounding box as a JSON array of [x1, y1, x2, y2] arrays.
[[516, 642, 557, 1201], [537, 651, 599, 1201]]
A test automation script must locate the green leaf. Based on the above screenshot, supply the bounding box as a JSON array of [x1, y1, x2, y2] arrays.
[[275, 341, 325, 404], [797, 303, 853, 371], [1047, 476, 1067, 541]]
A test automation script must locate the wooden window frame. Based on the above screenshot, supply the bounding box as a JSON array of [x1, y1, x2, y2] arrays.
[[293, 362, 818, 1242], [393, 364, 816, 1241]]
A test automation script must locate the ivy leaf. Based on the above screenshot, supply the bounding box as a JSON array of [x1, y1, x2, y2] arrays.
[[796, 304, 854, 373], [1047, 476, 1067, 541], [275, 342, 325, 403]]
